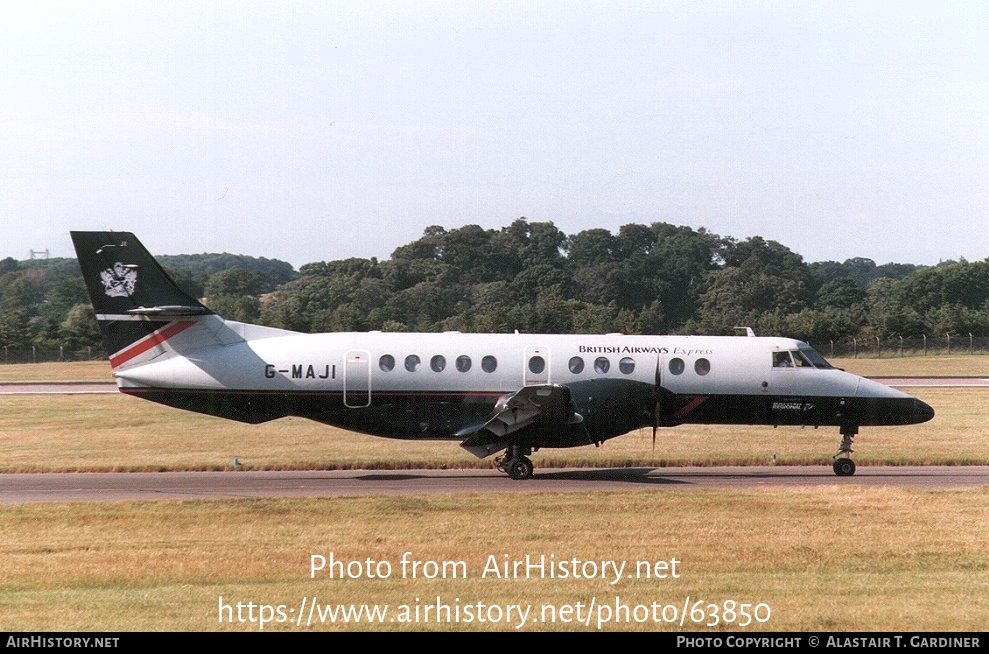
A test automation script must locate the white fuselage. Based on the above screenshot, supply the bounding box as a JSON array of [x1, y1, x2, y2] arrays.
[[114, 327, 906, 405]]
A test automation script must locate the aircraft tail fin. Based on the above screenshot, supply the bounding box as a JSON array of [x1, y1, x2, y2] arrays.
[[70, 231, 226, 370]]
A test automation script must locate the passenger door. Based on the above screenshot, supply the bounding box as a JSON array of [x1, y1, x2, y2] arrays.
[[524, 345, 550, 386], [344, 349, 371, 407]]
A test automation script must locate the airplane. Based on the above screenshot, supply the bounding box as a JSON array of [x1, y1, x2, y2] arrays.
[[70, 230, 935, 480]]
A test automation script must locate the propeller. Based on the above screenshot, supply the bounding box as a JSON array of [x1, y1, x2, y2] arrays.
[[652, 357, 662, 451]]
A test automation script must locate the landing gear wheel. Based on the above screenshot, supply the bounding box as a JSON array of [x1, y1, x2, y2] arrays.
[[497, 445, 534, 480], [833, 458, 856, 477], [832, 425, 858, 477], [507, 456, 534, 480]]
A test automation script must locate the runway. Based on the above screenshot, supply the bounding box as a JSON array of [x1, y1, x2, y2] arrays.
[[1, 466, 987, 504]]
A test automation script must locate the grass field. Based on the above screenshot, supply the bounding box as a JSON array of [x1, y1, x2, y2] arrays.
[[0, 357, 987, 632], [1, 488, 987, 631]]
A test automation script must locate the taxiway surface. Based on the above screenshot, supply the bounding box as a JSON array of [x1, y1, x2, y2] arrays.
[[1, 466, 987, 504]]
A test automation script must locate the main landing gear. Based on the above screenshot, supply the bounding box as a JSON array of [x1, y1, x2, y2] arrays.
[[832, 425, 857, 477], [497, 445, 534, 480]]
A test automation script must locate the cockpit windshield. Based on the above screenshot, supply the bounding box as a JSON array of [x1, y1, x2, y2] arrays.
[[798, 347, 833, 369], [773, 348, 834, 369]]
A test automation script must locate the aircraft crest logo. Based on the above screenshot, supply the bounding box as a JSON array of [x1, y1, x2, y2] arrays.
[[100, 263, 137, 298]]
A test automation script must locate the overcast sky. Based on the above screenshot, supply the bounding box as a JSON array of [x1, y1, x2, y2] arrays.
[[2, 1, 987, 269]]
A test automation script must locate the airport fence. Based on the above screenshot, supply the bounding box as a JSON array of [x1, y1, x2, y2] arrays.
[[813, 334, 989, 359], [1, 346, 106, 364]]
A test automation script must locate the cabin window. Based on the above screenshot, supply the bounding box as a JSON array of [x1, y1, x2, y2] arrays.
[[481, 355, 498, 373], [430, 355, 446, 372], [528, 356, 546, 375], [568, 356, 584, 374], [669, 358, 685, 375], [379, 354, 395, 372], [594, 357, 610, 373], [404, 354, 421, 372], [619, 357, 635, 374], [456, 355, 472, 372], [695, 358, 711, 376]]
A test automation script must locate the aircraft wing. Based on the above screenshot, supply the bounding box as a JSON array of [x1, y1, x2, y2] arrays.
[[458, 384, 583, 458]]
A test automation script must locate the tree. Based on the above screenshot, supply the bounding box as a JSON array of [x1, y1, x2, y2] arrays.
[[495, 218, 567, 272], [60, 304, 103, 351], [202, 269, 265, 323], [815, 278, 866, 310], [893, 260, 989, 313], [208, 295, 261, 323], [615, 223, 657, 258], [158, 252, 295, 293], [0, 258, 18, 275], [924, 304, 989, 337], [644, 223, 723, 330], [0, 268, 53, 315], [565, 228, 617, 266], [389, 225, 447, 265], [508, 264, 572, 306], [260, 275, 342, 332], [430, 224, 509, 284], [781, 308, 863, 346], [691, 237, 816, 335], [866, 277, 925, 338], [205, 268, 263, 298], [0, 309, 34, 349]]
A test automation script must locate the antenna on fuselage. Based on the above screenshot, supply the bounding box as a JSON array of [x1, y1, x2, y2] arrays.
[[734, 326, 756, 337]]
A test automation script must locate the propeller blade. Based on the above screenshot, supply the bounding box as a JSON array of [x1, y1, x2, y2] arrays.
[[652, 402, 659, 450]]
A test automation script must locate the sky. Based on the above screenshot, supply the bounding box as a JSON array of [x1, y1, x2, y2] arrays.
[[1, 0, 987, 270]]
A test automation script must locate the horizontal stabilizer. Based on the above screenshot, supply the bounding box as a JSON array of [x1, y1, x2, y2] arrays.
[[128, 305, 210, 317]]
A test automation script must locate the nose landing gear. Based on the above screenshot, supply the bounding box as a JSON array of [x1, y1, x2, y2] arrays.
[[833, 425, 857, 476]]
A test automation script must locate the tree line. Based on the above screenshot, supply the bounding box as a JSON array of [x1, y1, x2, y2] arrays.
[[1, 219, 987, 358]]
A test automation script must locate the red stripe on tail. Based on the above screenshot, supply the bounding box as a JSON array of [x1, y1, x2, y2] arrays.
[[109, 320, 197, 368]]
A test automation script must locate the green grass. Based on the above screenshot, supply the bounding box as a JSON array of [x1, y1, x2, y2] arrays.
[[0, 361, 113, 382], [831, 354, 989, 377], [1, 488, 987, 631]]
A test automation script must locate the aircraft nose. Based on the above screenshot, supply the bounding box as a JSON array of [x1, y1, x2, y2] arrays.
[[913, 398, 935, 424]]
